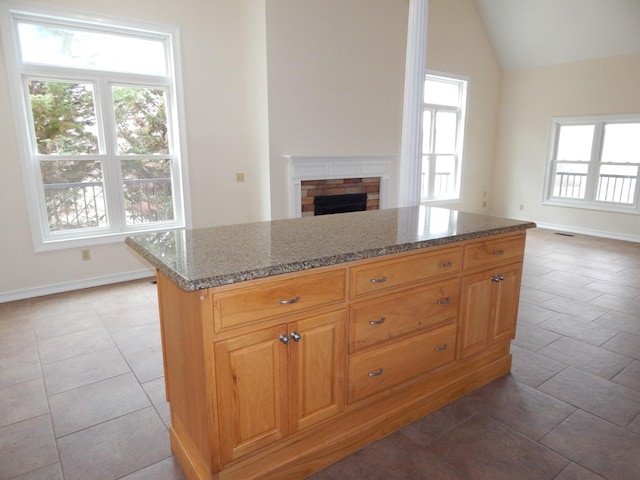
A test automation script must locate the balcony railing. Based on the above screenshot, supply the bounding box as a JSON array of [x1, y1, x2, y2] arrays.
[[421, 172, 452, 199], [44, 178, 173, 231], [553, 172, 637, 204]]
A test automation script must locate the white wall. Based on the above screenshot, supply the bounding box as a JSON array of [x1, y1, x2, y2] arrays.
[[0, 0, 267, 300], [265, 0, 409, 220], [491, 54, 640, 241], [426, 0, 502, 214]]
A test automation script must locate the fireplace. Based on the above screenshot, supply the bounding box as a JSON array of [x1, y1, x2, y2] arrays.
[[284, 154, 397, 218], [301, 177, 380, 217]]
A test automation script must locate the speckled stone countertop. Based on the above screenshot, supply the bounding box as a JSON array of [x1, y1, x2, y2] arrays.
[[125, 206, 536, 291]]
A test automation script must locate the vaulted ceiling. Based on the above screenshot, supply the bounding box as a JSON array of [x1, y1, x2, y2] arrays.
[[475, 0, 640, 70]]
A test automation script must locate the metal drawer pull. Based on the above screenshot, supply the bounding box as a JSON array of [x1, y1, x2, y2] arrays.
[[437, 297, 451, 305], [493, 250, 505, 255], [491, 274, 505, 282], [279, 296, 301, 305], [434, 344, 448, 351], [278, 334, 290, 344], [369, 317, 386, 325], [368, 368, 384, 377], [370, 276, 388, 284], [291, 331, 302, 342], [439, 261, 453, 268]]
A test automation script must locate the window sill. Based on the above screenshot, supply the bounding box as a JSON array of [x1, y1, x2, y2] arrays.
[[35, 225, 185, 252], [542, 198, 639, 215]]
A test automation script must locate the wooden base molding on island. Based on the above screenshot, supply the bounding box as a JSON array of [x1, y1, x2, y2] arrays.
[[156, 232, 527, 480]]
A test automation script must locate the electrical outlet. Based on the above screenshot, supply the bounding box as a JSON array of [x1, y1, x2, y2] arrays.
[[235, 173, 245, 182], [519, 204, 524, 211], [81, 249, 90, 261], [482, 201, 487, 208]]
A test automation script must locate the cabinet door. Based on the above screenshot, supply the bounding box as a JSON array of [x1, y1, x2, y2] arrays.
[[458, 270, 494, 358], [492, 263, 522, 343], [289, 310, 346, 432], [458, 262, 522, 359], [215, 325, 289, 464]]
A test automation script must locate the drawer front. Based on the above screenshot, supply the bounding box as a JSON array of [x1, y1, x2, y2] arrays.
[[463, 235, 525, 271], [349, 278, 459, 352], [350, 247, 461, 298], [213, 269, 346, 332], [348, 323, 457, 403]]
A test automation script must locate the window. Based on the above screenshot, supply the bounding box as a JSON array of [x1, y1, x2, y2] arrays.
[[421, 73, 468, 202], [544, 115, 640, 213], [0, 4, 188, 249]]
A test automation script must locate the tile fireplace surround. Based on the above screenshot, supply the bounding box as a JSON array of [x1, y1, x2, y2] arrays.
[[284, 154, 397, 218]]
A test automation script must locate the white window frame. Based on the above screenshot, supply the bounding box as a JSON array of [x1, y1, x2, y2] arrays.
[[0, 2, 191, 251], [420, 71, 468, 204], [543, 114, 640, 214]]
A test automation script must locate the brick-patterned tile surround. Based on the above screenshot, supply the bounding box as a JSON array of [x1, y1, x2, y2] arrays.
[[301, 177, 380, 216]]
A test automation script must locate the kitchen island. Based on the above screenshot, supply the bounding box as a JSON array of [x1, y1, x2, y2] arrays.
[[126, 206, 536, 480]]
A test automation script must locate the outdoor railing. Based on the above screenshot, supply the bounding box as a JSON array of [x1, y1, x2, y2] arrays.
[[44, 178, 172, 231]]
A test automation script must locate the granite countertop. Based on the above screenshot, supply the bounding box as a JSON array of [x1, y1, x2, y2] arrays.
[[125, 206, 536, 291]]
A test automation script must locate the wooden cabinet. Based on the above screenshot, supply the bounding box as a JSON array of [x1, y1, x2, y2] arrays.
[[215, 309, 346, 464], [156, 232, 528, 480], [458, 235, 525, 359]]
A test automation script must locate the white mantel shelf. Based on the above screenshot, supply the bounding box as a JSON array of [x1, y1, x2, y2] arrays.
[[284, 154, 398, 218]]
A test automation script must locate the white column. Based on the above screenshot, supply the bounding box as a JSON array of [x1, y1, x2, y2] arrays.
[[398, 0, 428, 208]]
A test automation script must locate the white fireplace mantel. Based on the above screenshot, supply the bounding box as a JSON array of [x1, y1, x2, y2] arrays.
[[284, 154, 397, 218]]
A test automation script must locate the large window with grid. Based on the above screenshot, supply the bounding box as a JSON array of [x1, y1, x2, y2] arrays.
[[543, 115, 640, 213], [0, 4, 188, 250], [421, 73, 468, 202]]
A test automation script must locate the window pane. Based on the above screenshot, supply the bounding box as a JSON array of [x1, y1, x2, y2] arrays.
[[424, 79, 459, 106], [18, 21, 166, 75], [113, 87, 169, 155], [40, 160, 106, 231], [601, 123, 640, 164], [434, 111, 457, 153], [556, 125, 594, 161], [121, 159, 174, 225], [597, 164, 637, 204], [422, 110, 432, 153], [434, 155, 456, 197], [552, 163, 588, 199], [29, 80, 98, 155]]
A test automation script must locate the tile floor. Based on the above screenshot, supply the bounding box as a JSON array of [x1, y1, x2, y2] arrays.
[[1, 228, 640, 479]]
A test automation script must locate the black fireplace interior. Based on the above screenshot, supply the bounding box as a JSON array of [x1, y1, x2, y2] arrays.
[[314, 193, 367, 216]]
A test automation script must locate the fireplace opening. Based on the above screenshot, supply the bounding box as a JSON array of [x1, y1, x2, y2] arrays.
[[314, 193, 367, 216]]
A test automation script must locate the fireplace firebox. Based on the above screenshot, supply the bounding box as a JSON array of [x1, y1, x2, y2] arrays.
[[314, 193, 367, 216]]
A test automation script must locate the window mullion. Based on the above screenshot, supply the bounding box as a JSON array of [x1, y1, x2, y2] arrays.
[[98, 78, 125, 231], [585, 123, 604, 202]]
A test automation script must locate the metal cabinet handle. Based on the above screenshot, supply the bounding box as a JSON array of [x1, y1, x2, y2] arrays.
[[369, 317, 386, 325], [370, 276, 388, 284], [279, 295, 301, 305], [368, 368, 384, 377], [491, 274, 505, 282], [439, 261, 453, 268], [437, 297, 452, 305], [278, 334, 290, 344], [290, 331, 302, 342], [493, 250, 505, 256], [434, 344, 448, 351]]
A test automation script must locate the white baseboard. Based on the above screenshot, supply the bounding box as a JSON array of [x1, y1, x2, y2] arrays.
[[533, 222, 640, 243], [0, 269, 156, 303]]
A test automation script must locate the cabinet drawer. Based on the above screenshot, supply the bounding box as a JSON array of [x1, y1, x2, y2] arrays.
[[350, 247, 461, 298], [349, 278, 459, 352], [463, 235, 525, 271], [213, 269, 346, 331], [348, 323, 457, 403]]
